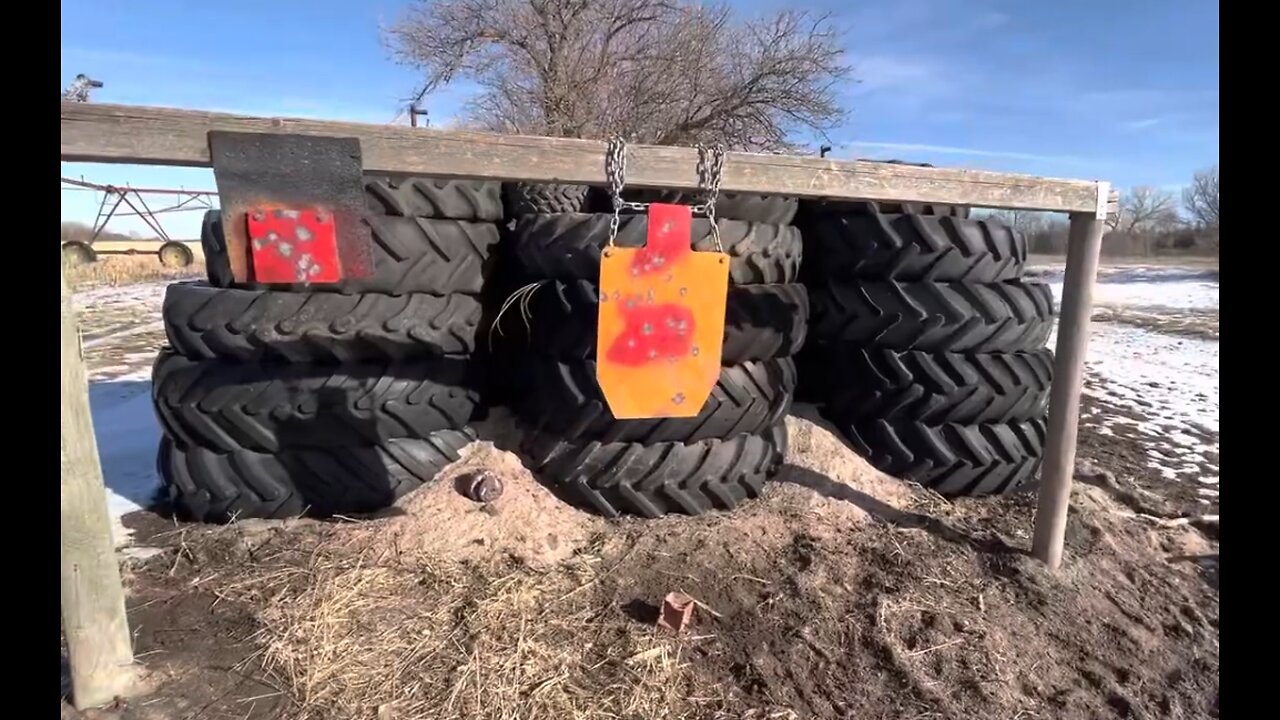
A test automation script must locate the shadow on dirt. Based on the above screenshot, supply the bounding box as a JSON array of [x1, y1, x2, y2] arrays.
[[778, 464, 1026, 556]]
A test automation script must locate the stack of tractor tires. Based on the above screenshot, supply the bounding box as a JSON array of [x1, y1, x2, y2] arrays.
[[796, 200, 1055, 497], [494, 189, 807, 518], [152, 176, 504, 522], [482, 182, 597, 405]]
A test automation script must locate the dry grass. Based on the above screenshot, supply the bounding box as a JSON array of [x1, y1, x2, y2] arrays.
[[181, 419, 908, 720], [63, 255, 203, 290], [219, 528, 721, 720]]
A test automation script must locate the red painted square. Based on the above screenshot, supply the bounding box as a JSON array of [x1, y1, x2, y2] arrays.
[[245, 207, 342, 284]]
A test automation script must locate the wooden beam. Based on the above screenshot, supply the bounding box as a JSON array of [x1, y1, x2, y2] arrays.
[[1031, 210, 1106, 569], [61, 263, 139, 708], [62, 102, 1113, 213]]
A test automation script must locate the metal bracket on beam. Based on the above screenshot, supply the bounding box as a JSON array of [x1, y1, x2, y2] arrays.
[[1095, 180, 1114, 221], [207, 131, 373, 285]]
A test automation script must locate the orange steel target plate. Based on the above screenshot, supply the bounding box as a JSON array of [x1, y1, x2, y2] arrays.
[[596, 203, 729, 419]]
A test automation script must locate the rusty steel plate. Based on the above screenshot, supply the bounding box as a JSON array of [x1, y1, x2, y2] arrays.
[[208, 131, 372, 285]]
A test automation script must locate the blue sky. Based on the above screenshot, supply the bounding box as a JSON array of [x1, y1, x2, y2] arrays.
[[61, 0, 1219, 238]]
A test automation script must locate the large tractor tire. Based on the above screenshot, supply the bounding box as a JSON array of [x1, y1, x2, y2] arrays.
[[200, 210, 233, 287], [838, 417, 1046, 497], [158, 430, 473, 522], [152, 350, 477, 453], [513, 213, 802, 285], [800, 211, 1026, 283], [503, 182, 592, 217], [807, 279, 1055, 353], [521, 422, 787, 518], [515, 358, 795, 444], [815, 347, 1053, 425], [490, 279, 808, 364], [201, 209, 499, 295], [158, 241, 196, 268], [62, 241, 97, 267], [364, 176, 503, 222], [163, 281, 481, 362]]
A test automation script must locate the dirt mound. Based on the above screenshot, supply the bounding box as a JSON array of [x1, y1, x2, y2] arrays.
[[371, 435, 605, 567], [70, 415, 1218, 720]]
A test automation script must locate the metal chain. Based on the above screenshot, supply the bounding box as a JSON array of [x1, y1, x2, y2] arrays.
[[604, 135, 727, 252], [691, 142, 727, 252], [605, 135, 647, 247]]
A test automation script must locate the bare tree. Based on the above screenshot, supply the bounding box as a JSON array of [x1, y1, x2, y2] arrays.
[[383, 0, 852, 150], [1183, 164, 1219, 230], [987, 209, 1051, 237], [1117, 186, 1179, 234], [984, 209, 1068, 255]]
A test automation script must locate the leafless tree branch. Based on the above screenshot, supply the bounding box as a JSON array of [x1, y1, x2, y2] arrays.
[[1118, 186, 1179, 234], [1183, 164, 1219, 230], [384, 0, 852, 150]]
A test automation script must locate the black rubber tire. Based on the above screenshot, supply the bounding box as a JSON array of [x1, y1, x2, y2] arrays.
[[200, 210, 234, 287], [799, 211, 1026, 283], [837, 417, 1045, 497], [503, 182, 591, 216], [163, 281, 481, 362], [158, 241, 196, 268], [514, 358, 795, 444], [521, 422, 787, 518], [158, 430, 473, 522], [513, 213, 802, 285], [489, 280, 808, 364], [814, 347, 1053, 425], [61, 241, 97, 266], [152, 350, 477, 453], [586, 187, 800, 224], [808, 279, 1055, 353], [202, 211, 499, 295], [364, 176, 503, 222]]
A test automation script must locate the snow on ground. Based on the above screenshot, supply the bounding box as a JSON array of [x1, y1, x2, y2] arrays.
[[76, 281, 170, 546], [1039, 261, 1220, 502], [90, 371, 164, 546], [1038, 265, 1219, 313]]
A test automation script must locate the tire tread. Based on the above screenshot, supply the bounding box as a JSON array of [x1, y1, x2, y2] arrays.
[[158, 431, 473, 521], [521, 423, 788, 518], [152, 351, 477, 452]]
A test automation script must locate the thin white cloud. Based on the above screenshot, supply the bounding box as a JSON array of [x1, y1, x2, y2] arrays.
[[1123, 117, 1164, 131], [844, 140, 1086, 164], [850, 55, 943, 94]]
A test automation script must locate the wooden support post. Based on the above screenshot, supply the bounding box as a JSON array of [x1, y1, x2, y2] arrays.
[[1031, 209, 1107, 569], [61, 264, 138, 708]]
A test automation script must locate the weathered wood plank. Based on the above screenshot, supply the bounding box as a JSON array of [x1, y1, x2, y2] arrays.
[[61, 263, 139, 708], [62, 102, 1111, 212]]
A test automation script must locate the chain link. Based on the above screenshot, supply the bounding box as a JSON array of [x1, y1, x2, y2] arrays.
[[605, 135, 647, 247], [691, 142, 727, 252], [604, 135, 727, 252]]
